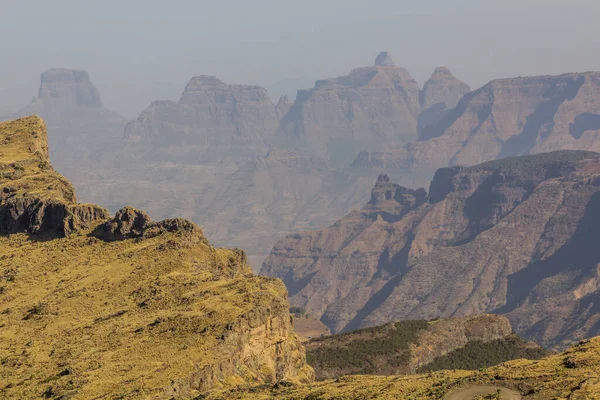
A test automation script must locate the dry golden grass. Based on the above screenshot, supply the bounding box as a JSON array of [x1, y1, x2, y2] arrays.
[[0, 116, 312, 399]]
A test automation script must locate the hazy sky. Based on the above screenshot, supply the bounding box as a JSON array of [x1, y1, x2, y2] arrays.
[[1, 0, 600, 118]]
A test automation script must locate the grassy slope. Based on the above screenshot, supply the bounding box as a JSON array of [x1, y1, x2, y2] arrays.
[[207, 337, 600, 399], [0, 117, 312, 399]]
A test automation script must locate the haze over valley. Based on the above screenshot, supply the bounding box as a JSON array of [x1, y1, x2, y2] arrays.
[[3, 2, 600, 399]]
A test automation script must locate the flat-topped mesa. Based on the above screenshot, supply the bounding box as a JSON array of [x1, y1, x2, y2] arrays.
[[125, 75, 279, 161], [179, 75, 272, 105], [34, 68, 103, 110], [374, 51, 395, 67]]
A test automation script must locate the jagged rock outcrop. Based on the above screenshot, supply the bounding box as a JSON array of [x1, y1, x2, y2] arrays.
[[125, 75, 280, 162], [274, 52, 422, 166], [262, 150, 600, 350], [0, 116, 313, 399]]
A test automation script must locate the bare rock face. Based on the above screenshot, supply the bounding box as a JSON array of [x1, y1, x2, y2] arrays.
[[262, 150, 600, 350], [418, 67, 471, 132], [411, 72, 600, 168], [125, 76, 280, 162], [35, 69, 102, 110], [274, 53, 422, 166]]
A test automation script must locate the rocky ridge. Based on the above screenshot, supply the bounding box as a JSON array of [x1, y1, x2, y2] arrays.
[[355, 71, 600, 178], [0, 116, 313, 399], [275, 53, 469, 166], [262, 151, 600, 350]]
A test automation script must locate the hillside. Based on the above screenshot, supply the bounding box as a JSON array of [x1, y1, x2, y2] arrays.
[[0, 117, 313, 399], [206, 336, 600, 399], [262, 151, 600, 350], [304, 315, 545, 380]]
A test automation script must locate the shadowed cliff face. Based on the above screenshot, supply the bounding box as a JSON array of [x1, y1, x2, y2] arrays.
[[353, 71, 600, 183], [0, 117, 313, 399], [262, 151, 600, 350]]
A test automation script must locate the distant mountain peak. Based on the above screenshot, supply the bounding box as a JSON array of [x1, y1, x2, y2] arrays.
[[33, 68, 103, 109], [375, 51, 395, 67]]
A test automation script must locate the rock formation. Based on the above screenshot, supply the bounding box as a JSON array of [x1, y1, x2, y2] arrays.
[[0, 116, 313, 399], [356, 71, 600, 179], [418, 66, 471, 132], [262, 150, 600, 350], [274, 53, 423, 166], [125, 75, 280, 162]]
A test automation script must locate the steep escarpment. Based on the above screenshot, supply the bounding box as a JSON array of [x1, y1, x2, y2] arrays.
[[305, 314, 544, 380], [262, 150, 600, 349], [275, 53, 422, 166], [356, 71, 600, 176], [0, 117, 313, 399], [125, 75, 280, 162]]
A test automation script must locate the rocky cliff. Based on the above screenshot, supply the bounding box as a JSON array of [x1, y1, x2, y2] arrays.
[[125, 75, 280, 163], [262, 151, 600, 350], [418, 67, 471, 134], [355, 71, 600, 177], [0, 117, 313, 399], [274, 53, 469, 167], [274, 53, 422, 166]]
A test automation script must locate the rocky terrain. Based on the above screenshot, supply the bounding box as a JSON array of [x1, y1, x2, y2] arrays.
[[262, 151, 600, 350], [0, 117, 313, 399], [274, 52, 469, 166], [125, 75, 282, 163], [6, 57, 470, 269], [208, 336, 600, 399], [304, 314, 545, 380], [355, 71, 600, 180]]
